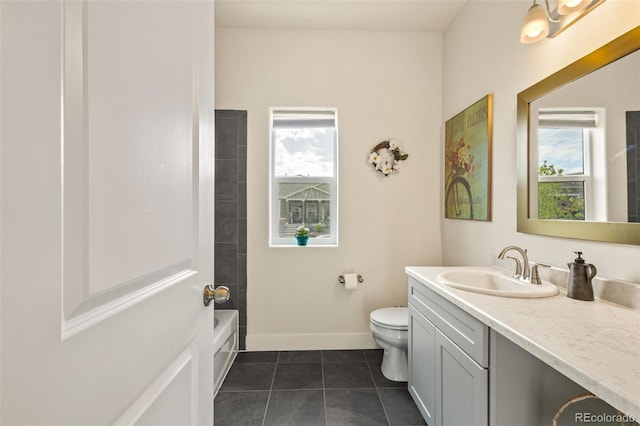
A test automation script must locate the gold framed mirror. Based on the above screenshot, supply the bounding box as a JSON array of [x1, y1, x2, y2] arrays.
[[517, 26, 640, 245]]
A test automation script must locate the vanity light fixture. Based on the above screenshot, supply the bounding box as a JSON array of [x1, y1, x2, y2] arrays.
[[520, 0, 606, 44], [557, 0, 591, 15], [520, 1, 554, 43]]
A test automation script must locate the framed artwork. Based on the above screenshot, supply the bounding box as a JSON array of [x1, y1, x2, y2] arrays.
[[444, 94, 493, 220]]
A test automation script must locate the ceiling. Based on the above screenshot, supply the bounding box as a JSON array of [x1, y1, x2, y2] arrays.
[[215, 0, 468, 32]]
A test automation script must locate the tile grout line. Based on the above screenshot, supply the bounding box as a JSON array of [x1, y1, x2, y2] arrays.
[[260, 352, 280, 426], [364, 350, 393, 426], [321, 350, 328, 426]]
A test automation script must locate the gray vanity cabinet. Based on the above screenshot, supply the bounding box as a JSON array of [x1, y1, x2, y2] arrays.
[[408, 304, 436, 424], [436, 329, 488, 425], [408, 277, 489, 426]]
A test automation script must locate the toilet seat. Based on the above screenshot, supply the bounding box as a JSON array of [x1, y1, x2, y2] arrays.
[[370, 307, 408, 331]]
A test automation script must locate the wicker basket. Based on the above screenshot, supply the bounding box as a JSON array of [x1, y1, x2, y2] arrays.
[[552, 393, 628, 426]]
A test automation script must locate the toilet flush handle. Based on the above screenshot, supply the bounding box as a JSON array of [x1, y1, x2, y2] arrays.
[[203, 284, 231, 306]]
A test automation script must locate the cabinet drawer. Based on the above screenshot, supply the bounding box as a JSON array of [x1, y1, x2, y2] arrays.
[[409, 277, 489, 367]]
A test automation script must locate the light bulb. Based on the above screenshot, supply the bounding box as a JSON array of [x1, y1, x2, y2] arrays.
[[558, 0, 591, 15], [520, 3, 549, 43]]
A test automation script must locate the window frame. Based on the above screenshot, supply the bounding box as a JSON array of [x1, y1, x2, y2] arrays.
[[537, 128, 592, 220], [268, 107, 339, 247], [535, 108, 606, 221]]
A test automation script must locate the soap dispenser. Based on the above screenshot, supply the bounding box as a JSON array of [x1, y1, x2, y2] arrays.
[[567, 251, 596, 301]]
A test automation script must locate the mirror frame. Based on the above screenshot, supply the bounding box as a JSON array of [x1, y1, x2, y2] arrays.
[[517, 26, 640, 245]]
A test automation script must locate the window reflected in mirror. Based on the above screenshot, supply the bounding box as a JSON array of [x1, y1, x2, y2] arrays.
[[528, 46, 638, 224], [517, 26, 640, 245], [534, 109, 604, 221]]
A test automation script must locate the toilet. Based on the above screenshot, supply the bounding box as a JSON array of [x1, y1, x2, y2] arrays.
[[369, 307, 409, 382]]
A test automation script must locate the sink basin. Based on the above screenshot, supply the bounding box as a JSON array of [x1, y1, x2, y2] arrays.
[[436, 270, 559, 298]]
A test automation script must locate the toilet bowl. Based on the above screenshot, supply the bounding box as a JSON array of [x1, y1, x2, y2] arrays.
[[369, 307, 408, 382]]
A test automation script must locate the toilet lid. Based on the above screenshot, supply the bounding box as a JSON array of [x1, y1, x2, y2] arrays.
[[370, 307, 408, 330]]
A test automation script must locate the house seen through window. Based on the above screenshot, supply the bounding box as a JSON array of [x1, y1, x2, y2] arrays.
[[270, 108, 338, 246]]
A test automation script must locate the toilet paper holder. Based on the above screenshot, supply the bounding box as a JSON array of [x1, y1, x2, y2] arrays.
[[338, 274, 364, 285]]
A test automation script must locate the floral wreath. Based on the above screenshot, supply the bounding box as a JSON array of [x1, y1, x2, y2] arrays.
[[368, 139, 409, 176]]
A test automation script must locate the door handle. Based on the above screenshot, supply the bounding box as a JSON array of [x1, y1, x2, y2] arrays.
[[203, 284, 231, 306]]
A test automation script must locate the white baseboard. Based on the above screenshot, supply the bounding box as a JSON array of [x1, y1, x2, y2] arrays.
[[245, 332, 379, 351]]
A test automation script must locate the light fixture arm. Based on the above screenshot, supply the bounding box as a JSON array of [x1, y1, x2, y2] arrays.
[[542, 0, 562, 23]]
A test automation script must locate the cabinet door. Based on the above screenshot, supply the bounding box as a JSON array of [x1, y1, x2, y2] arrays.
[[408, 306, 437, 425], [436, 330, 488, 426]]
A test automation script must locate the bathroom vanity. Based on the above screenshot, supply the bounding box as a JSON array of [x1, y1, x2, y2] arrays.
[[406, 266, 640, 426], [408, 274, 489, 425]]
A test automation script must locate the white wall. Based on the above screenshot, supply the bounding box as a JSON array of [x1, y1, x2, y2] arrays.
[[215, 29, 443, 349], [442, 1, 640, 282]]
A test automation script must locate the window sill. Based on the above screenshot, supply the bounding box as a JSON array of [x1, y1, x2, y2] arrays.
[[269, 243, 338, 248]]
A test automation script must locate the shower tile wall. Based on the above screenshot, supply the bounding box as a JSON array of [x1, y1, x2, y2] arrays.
[[215, 110, 247, 349]]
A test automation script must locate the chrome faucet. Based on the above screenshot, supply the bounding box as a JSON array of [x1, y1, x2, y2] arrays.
[[504, 256, 523, 278], [498, 246, 530, 281]]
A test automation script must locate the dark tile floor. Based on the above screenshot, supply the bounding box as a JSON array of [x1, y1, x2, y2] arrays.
[[214, 349, 426, 426]]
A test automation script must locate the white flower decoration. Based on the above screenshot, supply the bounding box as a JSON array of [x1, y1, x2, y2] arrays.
[[368, 139, 409, 177], [369, 152, 381, 164]]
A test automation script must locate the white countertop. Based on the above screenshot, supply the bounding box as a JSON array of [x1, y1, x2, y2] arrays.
[[405, 266, 640, 420]]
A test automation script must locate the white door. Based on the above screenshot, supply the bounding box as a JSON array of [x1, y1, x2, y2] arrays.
[[0, 1, 215, 424]]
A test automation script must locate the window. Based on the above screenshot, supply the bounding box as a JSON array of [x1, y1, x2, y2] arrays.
[[536, 108, 605, 221], [269, 108, 338, 246]]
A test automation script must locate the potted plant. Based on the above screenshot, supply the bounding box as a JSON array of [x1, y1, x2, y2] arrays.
[[295, 226, 309, 246]]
